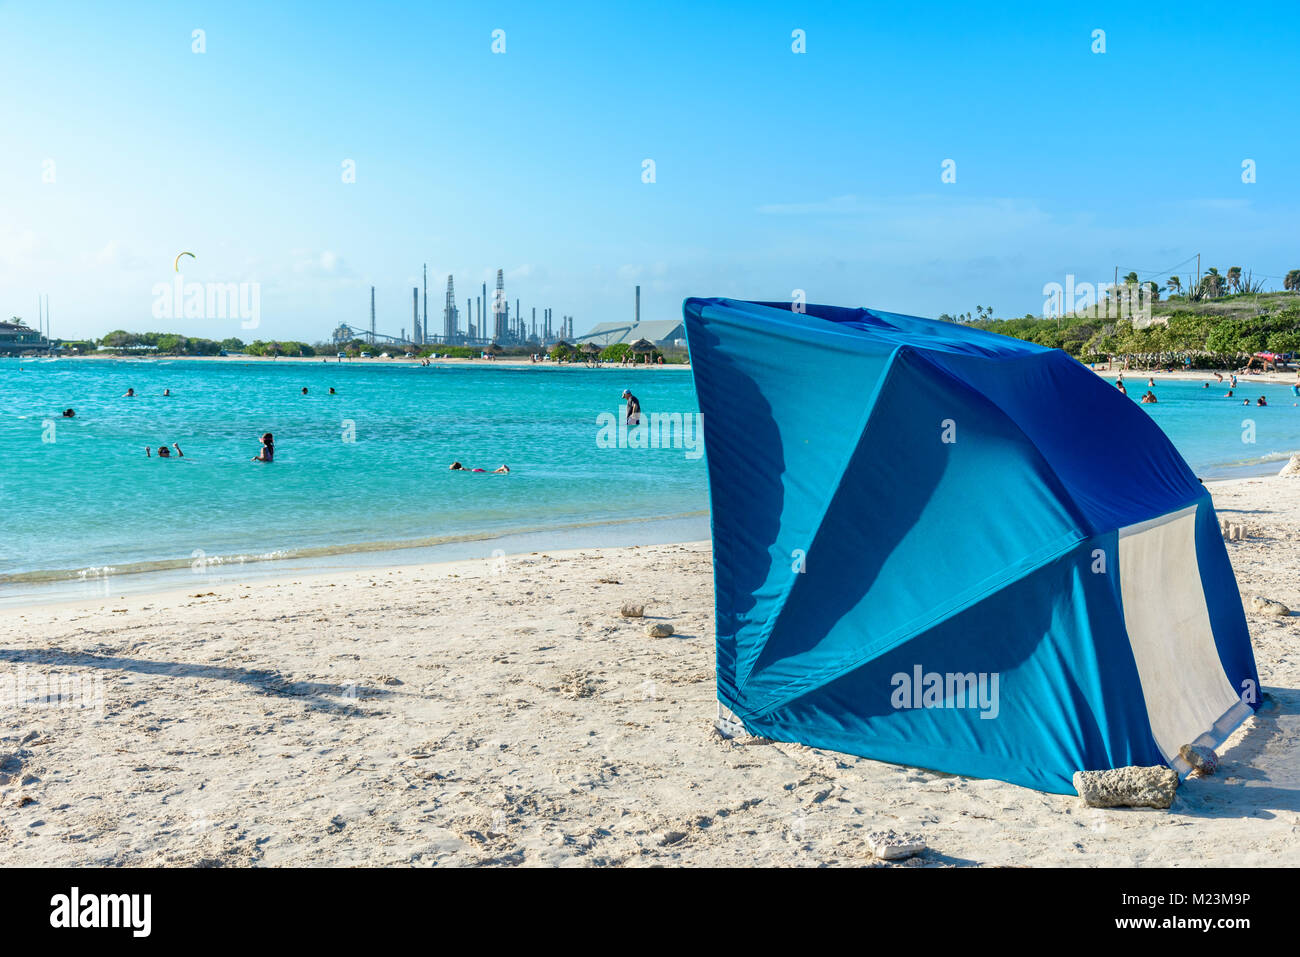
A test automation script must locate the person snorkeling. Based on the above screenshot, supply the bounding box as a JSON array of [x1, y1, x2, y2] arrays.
[[449, 461, 509, 473]]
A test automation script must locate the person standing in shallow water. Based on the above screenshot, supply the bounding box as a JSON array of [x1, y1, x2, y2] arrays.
[[252, 433, 274, 462], [621, 389, 642, 426]]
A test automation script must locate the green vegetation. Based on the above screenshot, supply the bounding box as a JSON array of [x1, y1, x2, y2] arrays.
[[243, 340, 316, 357], [99, 330, 225, 355]]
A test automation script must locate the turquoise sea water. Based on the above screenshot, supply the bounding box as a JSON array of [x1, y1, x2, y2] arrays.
[[0, 358, 707, 590], [2, 359, 1298, 596]]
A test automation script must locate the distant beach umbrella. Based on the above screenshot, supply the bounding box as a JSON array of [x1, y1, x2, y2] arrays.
[[630, 337, 656, 354], [583, 342, 601, 354]]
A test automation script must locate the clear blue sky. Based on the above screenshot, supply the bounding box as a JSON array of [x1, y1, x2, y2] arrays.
[[1, 0, 1296, 341]]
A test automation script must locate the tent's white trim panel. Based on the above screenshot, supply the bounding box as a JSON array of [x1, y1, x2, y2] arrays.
[[1117, 503, 1243, 769]]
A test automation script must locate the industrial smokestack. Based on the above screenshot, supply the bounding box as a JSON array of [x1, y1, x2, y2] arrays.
[[635, 285, 640, 325], [422, 264, 428, 345], [370, 286, 376, 344], [493, 269, 505, 342], [444, 275, 457, 342], [413, 287, 419, 345]]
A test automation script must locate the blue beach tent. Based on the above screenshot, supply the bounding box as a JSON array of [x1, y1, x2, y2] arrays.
[[683, 297, 1260, 793]]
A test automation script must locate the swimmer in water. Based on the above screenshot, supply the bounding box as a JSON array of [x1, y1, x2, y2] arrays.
[[123, 388, 135, 397], [146, 442, 183, 458], [1117, 381, 1127, 395], [1140, 391, 1157, 404], [329, 387, 336, 395], [1225, 390, 1234, 398], [301, 387, 309, 395], [163, 389, 171, 396], [1257, 396, 1268, 406], [449, 461, 509, 473], [1147, 378, 1155, 387], [252, 432, 274, 462], [61, 408, 75, 418]]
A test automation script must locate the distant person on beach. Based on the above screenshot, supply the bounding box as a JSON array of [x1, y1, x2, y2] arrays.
[[61, 408, 75, 418], [123, 388, 135, 397], [147, 443, 183, 458], [252, 433, 274, 462], [1230, 374, 1238, 388], [622, 389, 642, 426], [1215, 372, 1224, 382]]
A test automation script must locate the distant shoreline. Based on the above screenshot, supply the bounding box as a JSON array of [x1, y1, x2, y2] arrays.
[[1089, 364, 1299, 386]]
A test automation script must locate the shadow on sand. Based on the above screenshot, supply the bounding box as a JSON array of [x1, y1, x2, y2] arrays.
[[1173, 685, 1300, 818], [0, 646, 395, 713]]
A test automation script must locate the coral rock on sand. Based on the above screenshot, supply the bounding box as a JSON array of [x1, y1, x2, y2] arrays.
[[619, 603, 645, 618], [1250, 595, 1290, 616], [1278, 454, 1300, 477], [1179, 744, 1220, 776], [1220, 519, 1248, 541], [646, 623, 674, 638], [1073, 766, 1180, 808], [867, 830, 927, 860]]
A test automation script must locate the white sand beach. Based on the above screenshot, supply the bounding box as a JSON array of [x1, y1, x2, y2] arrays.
[[1, 477, 1297, 867]]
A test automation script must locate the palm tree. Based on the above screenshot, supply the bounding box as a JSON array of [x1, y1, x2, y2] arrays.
[[1285, 269, 1300, 292], [1227, 266, 1242, 293], [1123, 271, 1139, 286], [1166, 275, 1182, 296]]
